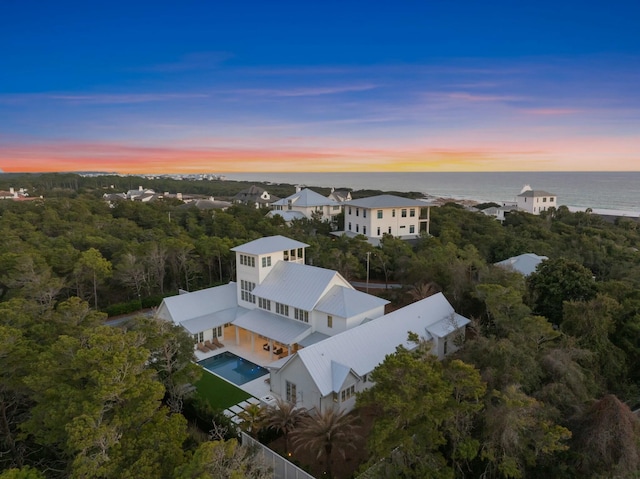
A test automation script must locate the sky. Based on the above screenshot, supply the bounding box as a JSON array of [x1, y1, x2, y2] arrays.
[[1, 0, 639, 173]]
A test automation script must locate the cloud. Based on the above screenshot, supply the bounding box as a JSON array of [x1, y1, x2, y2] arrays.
[[228, 84, 378, 97], [521, 108, 582, 116]]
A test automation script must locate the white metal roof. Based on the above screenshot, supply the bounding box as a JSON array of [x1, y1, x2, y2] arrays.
[[314, 285, 389, 317], [252, 261, 351, 311], [231, 235, 308, 255], [232, 309, 311, 345], [426, 314, 470, 338], [295, 293, 468, 396], [158, 283, 238, 326], [495, 253, 548, 276], [344, 194, 431, 209], [180, 307, 247, 334], [297, 331, 331, 347], [272, 188, 338, 207], [517, 190, 555, 197]]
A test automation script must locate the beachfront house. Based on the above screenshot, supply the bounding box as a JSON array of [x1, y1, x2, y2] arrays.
[[337, 194, 434, 246], [269, 292, 470, 413], [268, 188, 342, 223], [516, 186, 557, 215]]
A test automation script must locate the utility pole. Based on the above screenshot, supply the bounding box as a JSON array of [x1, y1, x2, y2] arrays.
[[366, 251, 371, 293]]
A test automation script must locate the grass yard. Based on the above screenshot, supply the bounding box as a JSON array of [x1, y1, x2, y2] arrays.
[[195, 369, 252, 410]]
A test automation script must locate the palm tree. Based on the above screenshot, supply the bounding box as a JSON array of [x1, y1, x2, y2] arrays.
[[262, 397, 307, 454], [292, 407, 361, 478], [237, 403, 265, 437]]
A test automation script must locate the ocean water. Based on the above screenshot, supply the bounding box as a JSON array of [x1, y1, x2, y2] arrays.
[[224, 172, 640, 212]]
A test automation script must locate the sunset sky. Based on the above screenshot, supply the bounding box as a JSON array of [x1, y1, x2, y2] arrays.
[[1, 1, 639, 173]]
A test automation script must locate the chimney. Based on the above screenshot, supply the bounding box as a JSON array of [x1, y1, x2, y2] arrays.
[[295, 185, 301, 193], [177, 192, 183, 200], [139, 185, 143, 191], [9, 187, 14, 194]]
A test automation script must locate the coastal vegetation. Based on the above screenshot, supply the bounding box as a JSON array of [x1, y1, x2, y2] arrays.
[[1, 173, 640, 478]]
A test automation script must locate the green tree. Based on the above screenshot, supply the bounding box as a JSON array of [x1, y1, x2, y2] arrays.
[[262, 398, 307, 455], [73, 248, 113, 309], [174, 439, 271, 479], [527, 258, 597, 325], [292, 408, 361, 478]]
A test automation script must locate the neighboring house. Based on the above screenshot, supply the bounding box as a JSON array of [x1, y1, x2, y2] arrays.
[[516, 185, 557, 215], [269, 292, 470, 413], [157, 235, 389, 359], [337, 194, 434, 245], [234, 185, 280, 208], [178, 198, 232, 210], [0, 187, 29, 200], [482, 203, 519, 222], [126, 186, 156, 200], [327, 188, 352, 203], [269, 188, 342, 222], [495, 253, 548, 276]]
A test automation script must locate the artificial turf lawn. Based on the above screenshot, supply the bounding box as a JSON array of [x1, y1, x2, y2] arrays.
[[195, 369, 252, 410]]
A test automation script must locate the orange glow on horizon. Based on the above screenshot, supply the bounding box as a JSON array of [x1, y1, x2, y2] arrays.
[[0, 138, 639, 174]]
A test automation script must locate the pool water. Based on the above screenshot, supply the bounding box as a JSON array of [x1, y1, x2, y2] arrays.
[[198, 351, 269, 385]]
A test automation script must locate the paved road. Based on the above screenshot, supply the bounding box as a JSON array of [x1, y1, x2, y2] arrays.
[[350, 281, 403, 290], [104, 308, 155, 327]]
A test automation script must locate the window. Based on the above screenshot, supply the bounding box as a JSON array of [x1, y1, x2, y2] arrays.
[[258, 298, 271, 310], [276, 302, 289, 316], [262, 256, 272, 267], [392, 209, 396, 217], [410, 209, 415, 217], [356, 208, 359, 217], [213, 326, 222, 337], [348, 207, 352, 214], [341, 385, 356, 402], [283, 250, 289, 261], [198, 332, 204, 343], [297, 248, 303, 258], [410, 225, 415, 233], [241, 281, 255, 303], [363, 209, 367, 218], [193, 334, 198, 344], [348, 222, 352, 231], [388, 226, 392, 234], [327, 315, 333, 328], [377, 210, 383, 219], [401, 209, 407, 217], [377, 227, 380, 236], [543, 197, 547, 203], [294, 308, 309, 323], [550, 197, 555, 202], [333, 205, 339, 210], [239, 254, 255, 267], [286, 381, 297, 403], [363, 226, 367, 235], [356, 224, 359, 233], [400, 225, 406, 229]]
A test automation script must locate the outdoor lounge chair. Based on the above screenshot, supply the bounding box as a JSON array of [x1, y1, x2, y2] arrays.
[[204, 340, 217, 350], [263, 343, 270, 351], [213, 337, 224, 348], [274, 347, 283, 355], [197, 342, 209, 353]]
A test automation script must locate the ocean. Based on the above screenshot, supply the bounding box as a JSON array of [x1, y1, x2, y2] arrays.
[[224, 171, 640, 213]]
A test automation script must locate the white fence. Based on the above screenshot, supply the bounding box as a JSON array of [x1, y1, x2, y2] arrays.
[[240, 431, 316, 479]]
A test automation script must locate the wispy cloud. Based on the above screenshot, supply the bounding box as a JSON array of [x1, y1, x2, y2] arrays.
[[521, 108, 583, 116], [228, 84, 378, 97], [0, 92, 209, 105], [138, 51, 234, 72]]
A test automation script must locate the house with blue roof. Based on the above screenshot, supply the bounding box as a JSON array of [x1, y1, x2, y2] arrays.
[[268, 187, 342, 223]]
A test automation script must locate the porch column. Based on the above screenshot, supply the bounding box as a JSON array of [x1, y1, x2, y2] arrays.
[[250, 333, 255, 352], [235, 326, 240, 346], [269, 339, 274, 361]]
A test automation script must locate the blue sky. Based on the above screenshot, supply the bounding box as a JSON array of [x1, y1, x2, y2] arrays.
[[1, 0, 639, 172]]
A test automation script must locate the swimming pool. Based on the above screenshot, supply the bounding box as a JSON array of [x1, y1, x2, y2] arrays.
[[198, 351, 269, 385]]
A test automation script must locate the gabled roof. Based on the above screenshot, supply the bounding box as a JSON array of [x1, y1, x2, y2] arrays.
[[495, 253, 548, 276], [252, 261, 350, 311], [314, 285, 389, 317], [295, 293, 469, 396], [234, 185, 279, 204], [272, 188, 338, 208], [344, 194, 431, 209], [158, 283, 238, 326], [231, 235, 308, 255]]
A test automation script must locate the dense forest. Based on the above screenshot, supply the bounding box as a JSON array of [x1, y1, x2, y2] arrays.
[[1, 173, 640, 478]]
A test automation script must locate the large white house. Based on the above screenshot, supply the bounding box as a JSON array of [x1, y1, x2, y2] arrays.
[[157, 235, 470, 413], [268, 188, 342, 223], [157, 235, 388, 360], [338, 194, 434, 245], [516, 186, 557, 215], [495, 253, 548, 276]]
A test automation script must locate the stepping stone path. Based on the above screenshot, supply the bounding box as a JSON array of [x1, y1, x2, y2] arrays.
[[223, 396, 265, 425]]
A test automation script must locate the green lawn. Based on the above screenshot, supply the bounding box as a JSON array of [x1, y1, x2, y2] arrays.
[[195, 369, 252, 410]]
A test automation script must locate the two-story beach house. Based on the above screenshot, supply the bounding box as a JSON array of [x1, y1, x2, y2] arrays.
[[516, 186, 557, 215], [233, 185, 280, 208], [157, 235, 471, 413], [268, 188, 342, 223], [338, 194, 434, 245]]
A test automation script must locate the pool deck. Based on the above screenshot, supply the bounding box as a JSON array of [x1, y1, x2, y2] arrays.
[[194, 328, 288, 403]]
